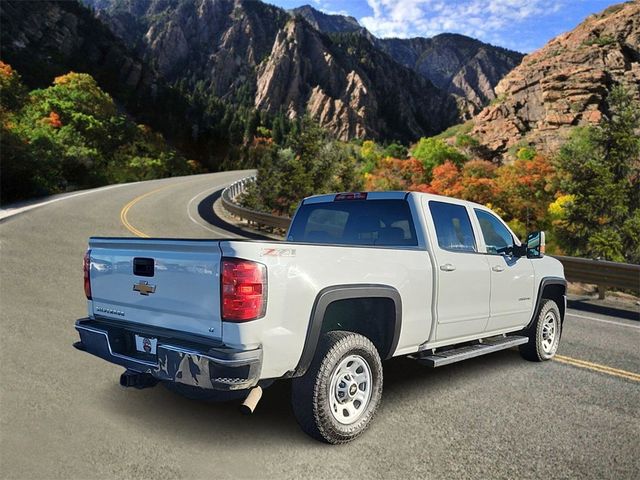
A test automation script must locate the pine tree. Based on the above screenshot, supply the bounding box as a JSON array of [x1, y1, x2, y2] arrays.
[[556, 86, 640, 262]]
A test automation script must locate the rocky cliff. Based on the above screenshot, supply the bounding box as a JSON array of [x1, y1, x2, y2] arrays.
[[255, 18, 457, 140], [378, 34, 523, 116], [84, 0, 459, 141], [85, 0, 289, 100], [4, 0, 525, 143], [291, 5, 362, 34], [469, 1, 640, 159], [292, 5, 523, 116]]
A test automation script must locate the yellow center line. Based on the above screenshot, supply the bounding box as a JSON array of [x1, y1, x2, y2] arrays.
[[555, 354, 640, 382], [120, 183, 180, 237]]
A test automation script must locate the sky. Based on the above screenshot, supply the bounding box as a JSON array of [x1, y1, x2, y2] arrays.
[[268, 0, 621, 52]]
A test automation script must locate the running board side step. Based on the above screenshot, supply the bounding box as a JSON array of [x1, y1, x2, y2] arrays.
[[411, 335, 529, 367]]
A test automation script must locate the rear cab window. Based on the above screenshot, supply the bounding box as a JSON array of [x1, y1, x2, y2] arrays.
[[287, 199, 418, 246]]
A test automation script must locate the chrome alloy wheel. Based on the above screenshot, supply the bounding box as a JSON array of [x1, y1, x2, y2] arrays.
[[541, 311, 558, 354], [329, 354, 373, 425]]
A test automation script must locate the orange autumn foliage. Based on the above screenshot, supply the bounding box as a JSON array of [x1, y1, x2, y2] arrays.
[[0, 60, 14, 78], [365, 157, 426, 191], [430, 161, 464, 197], [496, 154, 556, 224], [44, 111, 62, 128], [460, 159, 500, 205], [53, 72, 79, 85]]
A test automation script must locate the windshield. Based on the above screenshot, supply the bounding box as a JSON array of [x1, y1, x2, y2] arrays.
[[287, 199, 418, 246]]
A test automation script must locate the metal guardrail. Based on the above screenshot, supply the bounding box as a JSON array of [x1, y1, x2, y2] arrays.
[[221, 176, 292, 231], [222, 177, 640, 294], [554, 255, 640, 296]]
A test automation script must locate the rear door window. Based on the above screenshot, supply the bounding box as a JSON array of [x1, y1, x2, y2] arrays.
[[428, 201, 476, 252], [288, 200, 418, 246]]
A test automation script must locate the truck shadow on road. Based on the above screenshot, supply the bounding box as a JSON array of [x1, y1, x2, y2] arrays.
[[197, 189, 272, 240], [98, 349, 529, 446]]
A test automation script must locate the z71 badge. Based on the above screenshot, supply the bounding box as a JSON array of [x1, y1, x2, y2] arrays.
[[260, 248, 296, 257]]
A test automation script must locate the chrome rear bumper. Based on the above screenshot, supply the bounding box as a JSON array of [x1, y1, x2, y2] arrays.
[[74, 318, 261, 391]]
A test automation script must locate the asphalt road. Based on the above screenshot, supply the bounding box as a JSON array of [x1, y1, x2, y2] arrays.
[[1, 172, 639, 479]]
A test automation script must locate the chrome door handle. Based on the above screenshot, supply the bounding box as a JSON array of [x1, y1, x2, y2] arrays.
[[492, 265, 505, 272], [440, 263, 456, 272]]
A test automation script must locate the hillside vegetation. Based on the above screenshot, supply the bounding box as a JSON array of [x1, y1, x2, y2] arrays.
[[0, 63, 197, 202], [241, 85, 639, 263]]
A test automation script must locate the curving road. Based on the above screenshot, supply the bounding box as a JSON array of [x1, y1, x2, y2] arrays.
[[1, 171, 639, 479]]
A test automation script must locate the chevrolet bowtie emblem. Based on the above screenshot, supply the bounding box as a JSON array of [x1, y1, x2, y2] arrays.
[[133, 281, 156, 296]]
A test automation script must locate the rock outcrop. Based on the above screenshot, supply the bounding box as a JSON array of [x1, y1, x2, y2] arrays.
[[469, 2, 640, 159], [291, 5, 362, 34], [6, 0, 526, 143], [378, 34, 523, 116], [291, 6, 523, 116], [84, 0, 460, 141], [255, 18, 457, 141]]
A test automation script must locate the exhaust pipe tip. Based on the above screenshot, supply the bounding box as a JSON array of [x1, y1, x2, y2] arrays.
[[239, 386, 263, 415]]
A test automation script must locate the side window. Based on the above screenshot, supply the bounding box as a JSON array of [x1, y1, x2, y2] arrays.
[[428, 201, 476, 252], [475, 209, 514, 255]]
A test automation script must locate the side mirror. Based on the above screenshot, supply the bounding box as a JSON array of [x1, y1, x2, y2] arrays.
[[526, 231, 545, 258]]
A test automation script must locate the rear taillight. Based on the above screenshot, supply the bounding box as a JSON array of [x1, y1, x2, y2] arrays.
[[221, 258, 267, 322], [83, 249, 92, 300]]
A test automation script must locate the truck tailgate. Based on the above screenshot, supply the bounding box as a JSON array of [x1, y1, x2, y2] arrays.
[[88, 238, 223, 340]]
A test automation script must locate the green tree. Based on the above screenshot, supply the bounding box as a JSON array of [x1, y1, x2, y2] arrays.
[[0, 62, 26, 112], [360, 140, 384, 174], [271, 111, 286, 145], [242, 117, 362, 216], [1, 66, 197, 203], [411, 137, 467, 180], [383, 142, 408, 159], [244, 109, 259, 142], [555, 86, 640, 262]]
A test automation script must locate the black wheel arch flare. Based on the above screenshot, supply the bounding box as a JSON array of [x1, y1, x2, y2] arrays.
[[527, 276, 567, 330], [291, 284, 402, 377]]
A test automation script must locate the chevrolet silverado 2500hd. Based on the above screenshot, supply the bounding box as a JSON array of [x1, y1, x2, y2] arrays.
[[74, 191, 566, 444]]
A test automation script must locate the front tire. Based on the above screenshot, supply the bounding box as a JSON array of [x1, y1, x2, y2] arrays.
[[520, 299, 562, 361], [291, 331, 383, 444]]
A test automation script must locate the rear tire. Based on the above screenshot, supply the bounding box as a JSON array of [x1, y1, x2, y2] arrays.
[[291, 331, 383, 444], [520, 299, 562, 362]]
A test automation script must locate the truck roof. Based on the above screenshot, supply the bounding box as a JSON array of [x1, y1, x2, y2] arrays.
[[302, 191, 489, 210]]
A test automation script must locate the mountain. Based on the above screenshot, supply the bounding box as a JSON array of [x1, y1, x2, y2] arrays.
[[0, 0, 204, 159], [377, 35, 523, 116], [83, 0, 458, 141], [291, 5, 523, 115], [291, 5, 362, 34], [468, 1, 640, 159], [85, 0, 289, 99], [0, 0, 153, 96], [3, 0, 523, 144], [255, 18, 457, 140]]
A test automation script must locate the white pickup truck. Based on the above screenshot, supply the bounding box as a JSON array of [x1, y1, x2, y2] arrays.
[[74, 191, 566, 444]]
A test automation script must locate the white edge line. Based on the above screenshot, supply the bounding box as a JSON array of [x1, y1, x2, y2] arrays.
[[566, 312, 640, 330], [0, 183, 134, 221]]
